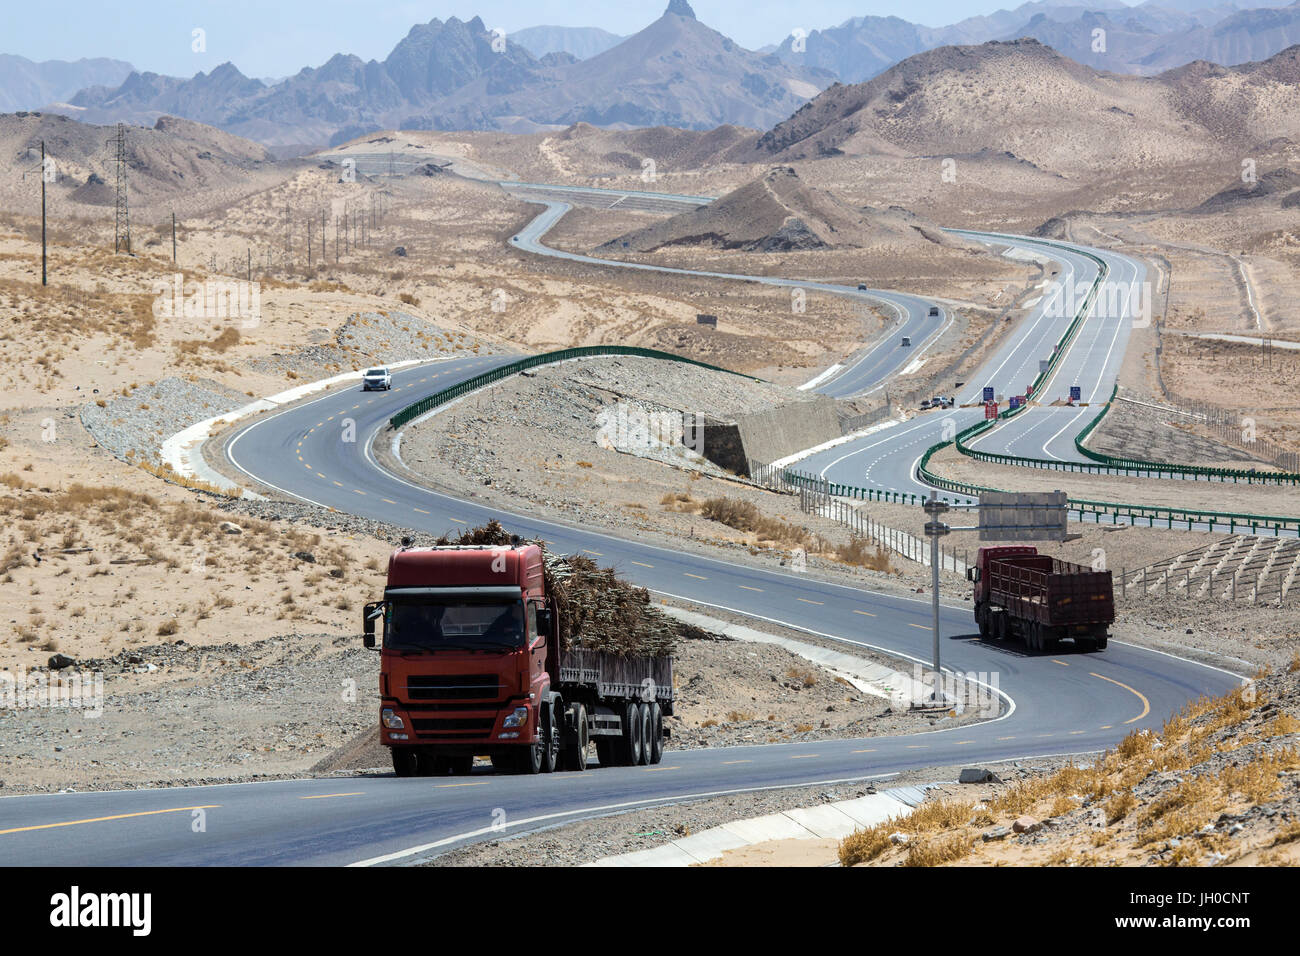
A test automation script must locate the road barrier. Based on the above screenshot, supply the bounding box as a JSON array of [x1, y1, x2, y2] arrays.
[[388, 346, 760, 429]]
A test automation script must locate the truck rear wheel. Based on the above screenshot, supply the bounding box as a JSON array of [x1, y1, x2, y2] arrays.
[[648, 702, 664, 764], [391, 748, 418, 777], [638, 703, 653, 766], [619, 701, 644, 766], [562, 704, 589, 772]]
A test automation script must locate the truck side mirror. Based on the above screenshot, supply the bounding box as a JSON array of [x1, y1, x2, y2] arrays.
[[966, 567, 975, 582], [537, 608, 554, 636], [363, 602, 384, 649]]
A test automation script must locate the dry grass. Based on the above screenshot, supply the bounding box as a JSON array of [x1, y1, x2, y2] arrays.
[[838, 667, 1300, 866]]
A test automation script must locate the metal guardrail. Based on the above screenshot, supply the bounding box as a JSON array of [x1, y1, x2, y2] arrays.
[[387, 346, 761, 429]]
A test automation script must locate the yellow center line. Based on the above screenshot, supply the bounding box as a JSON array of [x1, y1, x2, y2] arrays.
[[449, 517, 467, 525], [1069, 730, 1086, 735], [1090, 672, 1151, 724], [797, 598, 823, 605], [854, 610, 876, 617], [907, 623, 931, 631], [354, 489, 366, 495], [721, 759, 752, 765], [333, 481, 343, 487], [299, 792, 364, 800], [1051, 659, 1069, 667], [1037, 733, 1055, 738], [852, 748, 877, 754], [906, 744, 926, 749], [954, 740, 974, 745], [0, 805, 221, 836], [789, 754, 820, 760], [684, 573, 707, 580], [630, 561, 653, 568], [996, 736, 1016, 741], [435, 781, 490, 789], [381, 498, 396, 505], [316, 473, 326, 480], [582, 550, 603, 557], [1099, 724, 1113, 730], [642, 766, 677, 772], [738, 585, 762, 592], [413, 508, 430, 515]]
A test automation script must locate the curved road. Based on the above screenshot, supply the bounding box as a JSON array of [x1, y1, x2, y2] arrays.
[[0, 186, 1241, 867]]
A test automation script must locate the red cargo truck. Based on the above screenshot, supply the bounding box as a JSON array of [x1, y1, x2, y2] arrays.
[[968, 546, 1113, 651], [363, 542, 673, 776]]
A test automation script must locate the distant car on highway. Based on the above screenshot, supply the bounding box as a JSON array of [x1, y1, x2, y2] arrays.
[[362, 366, 393, 391], [857, 283, 868, 291], [901, 336, 911, 347], [928, 306, 940, 316], [919, 398, 933, 409]]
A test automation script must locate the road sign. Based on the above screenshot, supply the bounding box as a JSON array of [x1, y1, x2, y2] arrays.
[[1009, 395, 1023, 409], [983, 386, 994, 403], [1070, 385, 1081, 403], [1039, 359, 1051, 374], [978, 491, 1068, 541], [984, 401, 998, 420], [1026, 383, 1034, 397]]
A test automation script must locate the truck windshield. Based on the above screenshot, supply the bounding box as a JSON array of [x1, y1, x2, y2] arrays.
[[385, 600, 525, 651]]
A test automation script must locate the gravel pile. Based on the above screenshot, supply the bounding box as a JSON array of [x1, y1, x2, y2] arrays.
[[81, 376, 250, 465], [0, 634, 378, 794]]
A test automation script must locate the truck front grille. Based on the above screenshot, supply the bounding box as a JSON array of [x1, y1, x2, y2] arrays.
[[405, 674, 502, 701]]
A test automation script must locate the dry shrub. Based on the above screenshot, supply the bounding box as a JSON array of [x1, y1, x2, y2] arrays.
[[839, 825, 894, 866], [700, 496, 807, 547], [904, 832, 973, 867]]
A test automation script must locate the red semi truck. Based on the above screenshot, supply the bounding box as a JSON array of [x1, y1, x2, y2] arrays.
[[968, 546, 1113, 652], [363, 542, 673, 776]]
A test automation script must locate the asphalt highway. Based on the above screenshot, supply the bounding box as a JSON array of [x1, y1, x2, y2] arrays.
[[0, 185, 1243, 867]]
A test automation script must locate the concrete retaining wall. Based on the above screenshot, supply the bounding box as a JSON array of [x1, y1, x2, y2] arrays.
[[699, 396, 841, 475]]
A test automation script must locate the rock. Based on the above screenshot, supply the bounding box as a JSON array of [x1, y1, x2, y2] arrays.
[[219, 522, 243, 535], [889, 832, 909, 845], [959, 767, 1000, 784], [982, 826, 1011, 842], [1012, 816, 1041, 834], [329, 568, 344, 579], [48, 653, 76, 670], [292, 551, 316, 563], [393, 246, 407, 257]]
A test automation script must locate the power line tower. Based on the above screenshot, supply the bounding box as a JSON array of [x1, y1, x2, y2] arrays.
[[109, 123, 130, 254]]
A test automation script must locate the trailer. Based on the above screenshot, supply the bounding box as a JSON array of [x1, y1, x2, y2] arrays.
[[363, 542, 673, 776], [969, 546, 1113, 652]]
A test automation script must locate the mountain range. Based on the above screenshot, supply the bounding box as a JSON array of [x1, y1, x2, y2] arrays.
[[20, 0, 1300, 148], [57, 2, 828, 148]]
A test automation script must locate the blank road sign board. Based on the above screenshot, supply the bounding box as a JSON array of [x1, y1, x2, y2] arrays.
[[978, 491, 1068, 541]]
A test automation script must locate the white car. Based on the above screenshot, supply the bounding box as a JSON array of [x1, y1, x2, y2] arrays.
[[362, 366, 392, 391]]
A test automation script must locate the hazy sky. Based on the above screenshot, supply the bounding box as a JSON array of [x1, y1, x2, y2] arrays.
[[5, 1, 1153, 78]]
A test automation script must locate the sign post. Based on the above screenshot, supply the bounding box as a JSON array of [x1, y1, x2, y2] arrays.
[[922, 492, 951, 704]]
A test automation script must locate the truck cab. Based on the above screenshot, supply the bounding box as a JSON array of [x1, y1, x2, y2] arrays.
[[364, 543, 672, 777]]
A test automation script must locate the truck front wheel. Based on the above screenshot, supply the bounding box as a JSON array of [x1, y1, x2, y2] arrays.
[[391, 748, 418, 777], [540, 706, 559, 773]]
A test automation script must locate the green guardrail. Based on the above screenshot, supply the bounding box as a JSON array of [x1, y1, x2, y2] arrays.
[[955, 382, 1300, 486], [388, 346, 761, 430]]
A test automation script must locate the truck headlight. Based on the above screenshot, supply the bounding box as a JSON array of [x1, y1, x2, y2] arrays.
[[381, 708, 405, 730], [502, 706, 530, 728]]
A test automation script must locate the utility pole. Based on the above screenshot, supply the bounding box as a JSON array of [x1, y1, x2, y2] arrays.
[[320, 209, 326, 262], [307, 218, 313, 266], [171, 210, 177, 263], [40, 141, 47, 286], [110, 123, 130, 254], [247, 248, 251, 282]]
